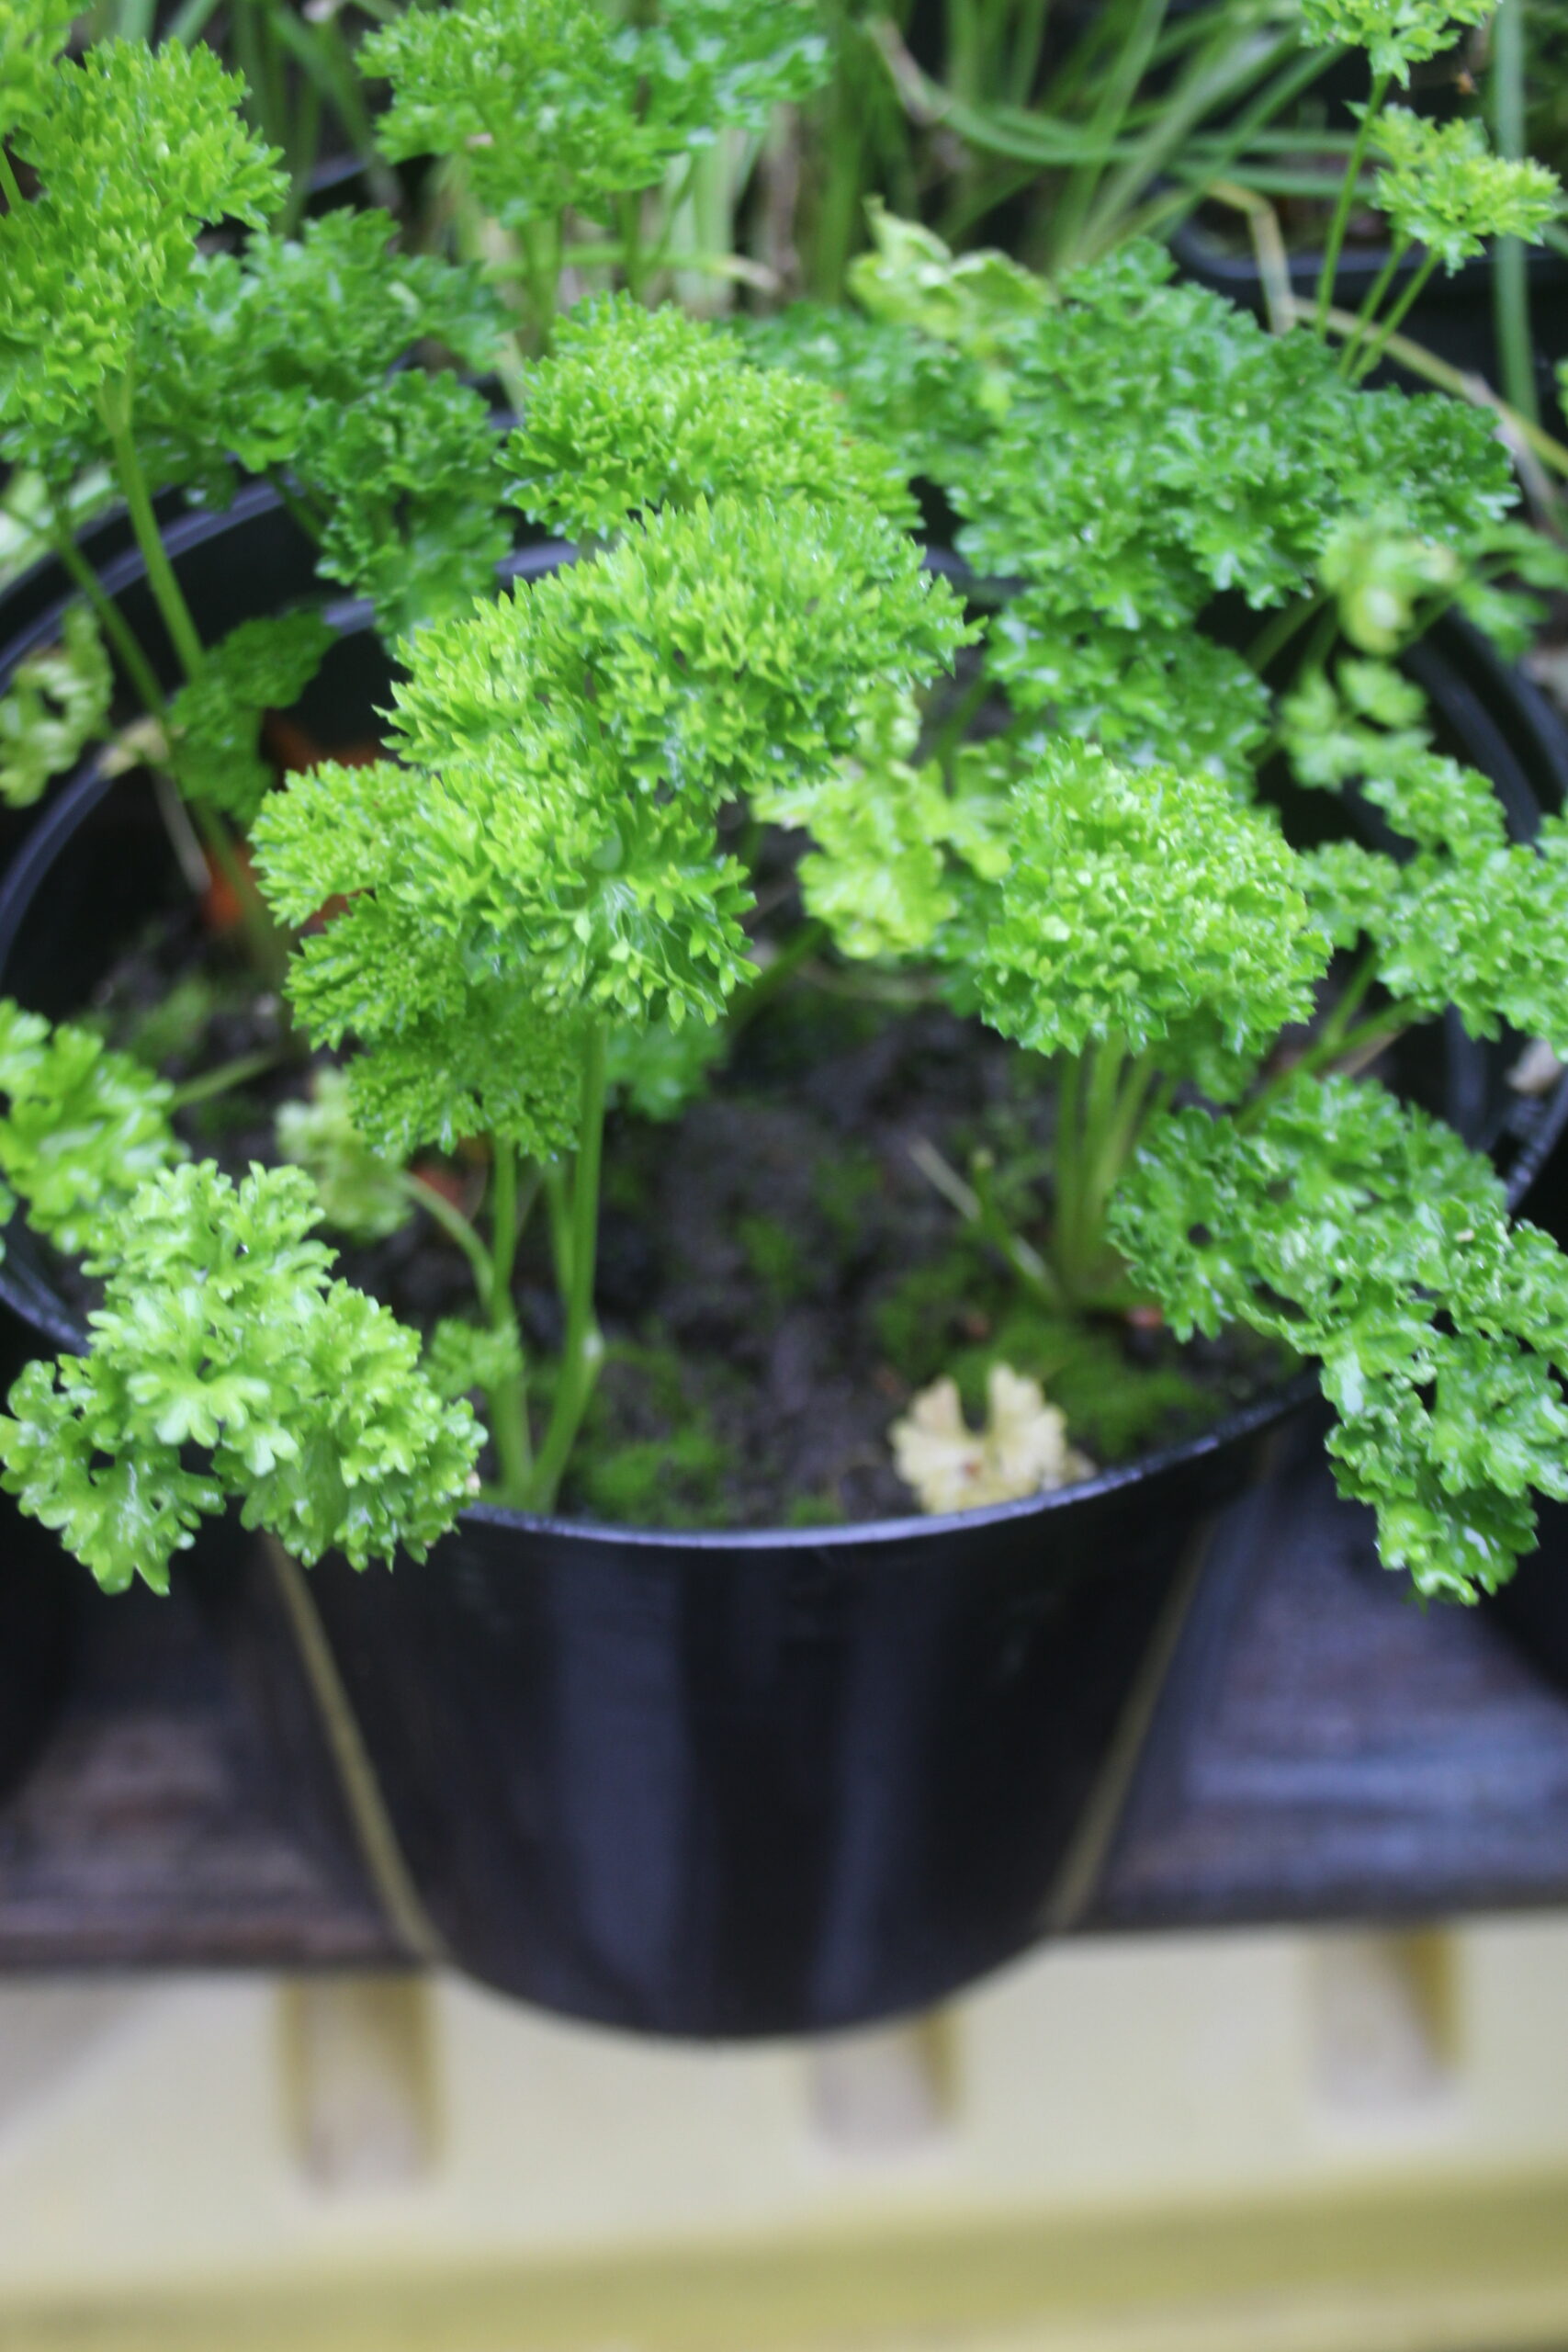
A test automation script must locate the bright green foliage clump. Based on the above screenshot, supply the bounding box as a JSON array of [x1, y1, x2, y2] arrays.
[[360, 0, 824, 227], [0, 1162, 479, 1593], [1285, 660, 1568, 1048], [298, 372, 509, 640], [742, 301, 981, 487], [120, 212, 506, 505], [975, 743, 1330, 1097], [0, 605, 113, 808], [1369, 108, 1562, 269], [503, 298, 915, 537], [254, 488, 965, 1156], [1298, 0, 1492, 83], [0, 0, 73, 137], [1113, 1080, 1568, 1602], [0, 42, 284, 435], [168, 613, 333, 824], [986, 611, 1272, 794], [951, 244, 1511, 628], [0, 998, 183, 1255], [276, 1068, 412, 1242]]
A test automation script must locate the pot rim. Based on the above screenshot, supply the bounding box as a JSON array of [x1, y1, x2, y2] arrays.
[[0, 495, 1563, 1557]]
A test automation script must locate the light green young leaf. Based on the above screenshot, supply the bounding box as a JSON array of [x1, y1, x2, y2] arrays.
[[276, 1066, 412, 1240], [1298, 0, 1492, 83], [767, 689, 1011, 963], [0, 604, 113, 808], [1369, 107, 1562, 270], [1318, 513, 1461, 652], [0, 995, 184, 1256]]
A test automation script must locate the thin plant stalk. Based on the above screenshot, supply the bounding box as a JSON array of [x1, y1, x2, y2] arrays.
[[1491, 0, 1540, 427], [1314, 66, 1391, 334], [528, 1024, 609, 1510], [484, 1136, 535, 1504], [1348, 245, 1439, 381]]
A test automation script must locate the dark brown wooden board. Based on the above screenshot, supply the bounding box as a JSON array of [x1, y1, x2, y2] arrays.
[[0, 1544, 400, 1971], [4, 1413, 1568, 1971], [1087, 1415, 1568, 1933]]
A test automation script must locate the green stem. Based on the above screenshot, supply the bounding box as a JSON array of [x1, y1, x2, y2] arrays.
[[397, 1170, 495, 1308], [1349, 246, 1438, 384], [1244, 591, 1326, 679], [1053, 1048, 1083, 1284], [1054, 1035, 1131, 1301], [483, 1136, 533, 1507], [728, 919, 828, 1038], [98, 382, 204, 684], [47, 514, 166, 719], [168, 1046, 283, 1110], [1491, 0, 1539, 427], [1337, 237, 1405, 378], [528, 1025, 609, 1512], [0, 149, 23, 214], [1309, 300, 1568, 480], [1314, 68, 1390, 337], [618, 189, 647, 300], [1087, 1048, 1157, 1227]]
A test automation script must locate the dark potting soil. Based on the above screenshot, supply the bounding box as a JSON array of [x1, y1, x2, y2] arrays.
[[67, 894, 1289, 1532]]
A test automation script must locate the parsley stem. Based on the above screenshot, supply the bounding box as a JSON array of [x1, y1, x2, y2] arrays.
[[399, 1170, 495, 1306], [1306, 299, 1568, 481], [485, 1136, 534, 1505], [46, 512, 166, 720], [1491, 0, 1539, 428], [528, 1023, 608, 1512], [1348, 247, 1439, 385], [490, 1135, 521, 1309], [1337, 237, 1405, 378], [98, 385, 205, 684], [1314, 68, 1390, 338], [1244, 591, 1327, 678], [167, 1046, 283, 1111], [619, 190, 647, 300], [0, 149, 22, 215]]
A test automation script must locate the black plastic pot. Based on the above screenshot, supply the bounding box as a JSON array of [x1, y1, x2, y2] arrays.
[[3, 493, 1568, 2037]]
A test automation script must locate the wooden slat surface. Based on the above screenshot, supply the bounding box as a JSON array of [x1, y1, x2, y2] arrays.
[[4, 1414, 1568, 1970], [1089, 1416, 1568, 1931]]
